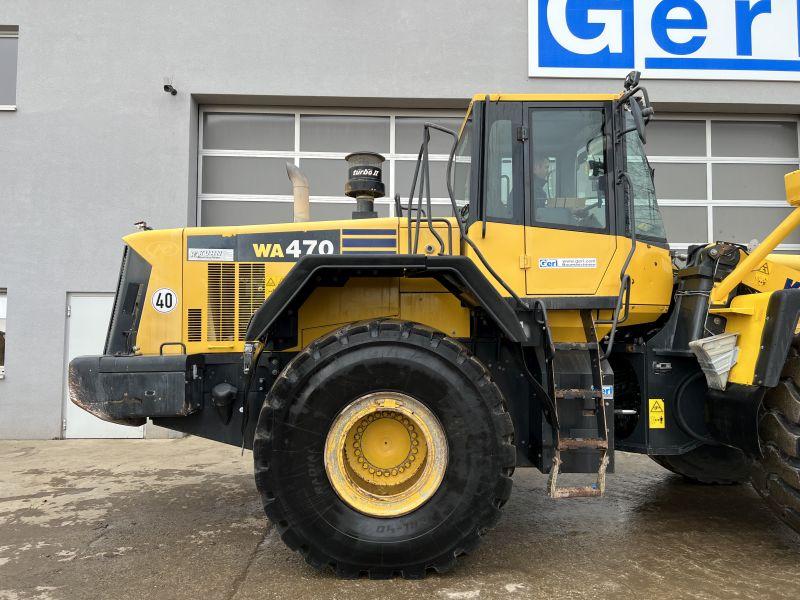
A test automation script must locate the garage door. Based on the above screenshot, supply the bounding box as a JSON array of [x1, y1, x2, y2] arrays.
[[648, 116, 800, 252], [197, 107, 465, 226], [62, 293, 144, 439], [199, 108, 800, 252]]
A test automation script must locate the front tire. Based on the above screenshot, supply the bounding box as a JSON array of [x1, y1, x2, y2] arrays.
[[253, 320, 515, 579], [752, 348, 800, 533]]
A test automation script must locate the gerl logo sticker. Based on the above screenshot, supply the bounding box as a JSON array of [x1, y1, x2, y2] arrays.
[[538, 258, 598, 269]]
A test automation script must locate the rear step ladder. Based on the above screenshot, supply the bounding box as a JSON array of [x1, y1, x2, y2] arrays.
[[547, 312, 611, 499]]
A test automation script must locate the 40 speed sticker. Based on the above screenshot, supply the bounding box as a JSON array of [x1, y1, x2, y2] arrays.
[[151, 288, 178, 313]]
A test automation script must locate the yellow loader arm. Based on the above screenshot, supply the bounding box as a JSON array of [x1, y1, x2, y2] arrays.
[[705, 171, 800, 387]]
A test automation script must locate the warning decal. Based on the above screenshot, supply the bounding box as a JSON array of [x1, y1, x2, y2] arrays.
[[649, 399, 666, 429]]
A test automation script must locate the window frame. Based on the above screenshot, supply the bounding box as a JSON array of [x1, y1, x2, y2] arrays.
[[0, 25, 18, 111]]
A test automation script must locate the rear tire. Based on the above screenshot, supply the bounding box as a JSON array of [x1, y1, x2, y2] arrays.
[[651, 445, 750, 485], [752, 348, 800, 533], [253, 320, 515, 579]]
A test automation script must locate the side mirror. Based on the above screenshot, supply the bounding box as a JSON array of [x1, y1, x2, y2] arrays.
[[629, 98, 647, 144]]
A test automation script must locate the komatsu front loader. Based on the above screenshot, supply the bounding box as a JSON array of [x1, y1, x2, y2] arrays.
[[70, 72, 800, 578]]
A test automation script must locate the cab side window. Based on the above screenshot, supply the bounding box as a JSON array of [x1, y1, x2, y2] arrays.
[[484, 119, 516, 222], [530, 109, 608, 231]]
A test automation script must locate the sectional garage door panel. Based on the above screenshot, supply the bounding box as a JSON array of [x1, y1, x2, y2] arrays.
[[647, 116, 800, 251], [199, 109, 800, 252], [198, 108, 465, 229]]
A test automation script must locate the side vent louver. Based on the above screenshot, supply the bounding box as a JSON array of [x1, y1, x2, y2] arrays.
[[238, 263, 266, 340], [187, 308, 202, 342], [207, 263, 236, 342]]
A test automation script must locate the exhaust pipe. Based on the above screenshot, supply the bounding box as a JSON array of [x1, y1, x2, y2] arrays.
[[286, 163, 310, 223]]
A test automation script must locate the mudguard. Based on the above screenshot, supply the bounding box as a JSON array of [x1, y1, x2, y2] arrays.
[[244, 254, 529, 350]]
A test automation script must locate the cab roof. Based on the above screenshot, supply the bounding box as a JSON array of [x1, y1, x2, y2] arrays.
[[471, 93, 621, 102]]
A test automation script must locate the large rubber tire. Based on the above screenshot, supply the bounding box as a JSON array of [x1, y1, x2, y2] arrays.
[[752, 348, 800, 533], [651, 445, 750, 484], [253, 320, 515, 579]]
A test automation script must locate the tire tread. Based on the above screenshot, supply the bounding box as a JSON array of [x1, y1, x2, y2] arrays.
[[254, 318, 515, 579]]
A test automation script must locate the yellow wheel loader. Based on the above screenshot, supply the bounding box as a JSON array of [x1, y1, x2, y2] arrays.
[[70, 72, 800, 578]]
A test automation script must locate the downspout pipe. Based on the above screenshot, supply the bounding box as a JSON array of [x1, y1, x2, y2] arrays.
[[286, 163, 310, 223]]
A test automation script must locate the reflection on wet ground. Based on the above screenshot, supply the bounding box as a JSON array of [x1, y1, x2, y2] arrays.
[[1, 439, 798, 599]]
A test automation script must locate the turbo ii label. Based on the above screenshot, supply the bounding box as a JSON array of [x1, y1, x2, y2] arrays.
[[348, 166, 382, 179], [538, 257, 598, 269], [187, 231, 340, 263]]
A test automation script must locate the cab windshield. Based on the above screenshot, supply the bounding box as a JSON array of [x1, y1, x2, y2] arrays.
[[623, 114, 667, 240]]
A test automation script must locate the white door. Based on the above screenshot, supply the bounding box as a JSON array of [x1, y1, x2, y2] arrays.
[[63, 293, 144, 438]]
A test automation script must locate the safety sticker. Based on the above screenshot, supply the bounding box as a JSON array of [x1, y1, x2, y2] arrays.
[[538, 258, 597, 269], [151, 288, 178, 314], [649, 398, 665, 429]]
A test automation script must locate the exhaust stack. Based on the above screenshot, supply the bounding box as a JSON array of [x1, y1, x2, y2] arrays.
[[286, 163, 310, 223]]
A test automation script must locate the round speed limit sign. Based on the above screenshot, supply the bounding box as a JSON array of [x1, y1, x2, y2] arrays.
[[151, 288, 178, 313]]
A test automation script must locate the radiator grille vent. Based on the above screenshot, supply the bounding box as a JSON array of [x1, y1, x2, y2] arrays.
[[207, 263, 236, 342], [238, 263, 266, 340], [187, 308, 202, 342]]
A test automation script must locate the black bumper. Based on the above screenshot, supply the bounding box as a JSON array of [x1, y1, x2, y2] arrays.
[[68, 354, 204, 427]]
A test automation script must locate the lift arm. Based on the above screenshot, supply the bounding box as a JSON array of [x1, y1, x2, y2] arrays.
[[710, 171, 800, 306]]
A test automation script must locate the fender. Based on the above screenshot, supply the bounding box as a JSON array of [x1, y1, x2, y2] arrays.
[[754, 289, 800, 387], [244, 254, 529, 350]]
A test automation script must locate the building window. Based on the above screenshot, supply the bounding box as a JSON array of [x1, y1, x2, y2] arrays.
[[0, 289, 6, 379], [0, 26, 18, 110], [648, 116, 800, 252], [198, 108, 465, 226]]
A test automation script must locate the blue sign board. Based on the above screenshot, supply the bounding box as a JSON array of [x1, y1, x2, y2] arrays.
[[529, 0, 800, 80]]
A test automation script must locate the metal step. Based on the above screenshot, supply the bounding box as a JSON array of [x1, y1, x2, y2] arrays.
[[555, 388, 603, 400], [547, 312, 611, 500], [558, 437, 608, 451], [548, 448, 610, 499]]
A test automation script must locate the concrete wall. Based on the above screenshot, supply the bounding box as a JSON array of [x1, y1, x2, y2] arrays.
[[0, 0, 798, 438]]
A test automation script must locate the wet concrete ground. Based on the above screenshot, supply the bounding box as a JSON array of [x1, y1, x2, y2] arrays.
[[1, 438, 799, 600]]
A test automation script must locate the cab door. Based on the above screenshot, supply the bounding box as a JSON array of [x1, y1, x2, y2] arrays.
[[464, 100, 528, 297], [523, 104, 618, 296]]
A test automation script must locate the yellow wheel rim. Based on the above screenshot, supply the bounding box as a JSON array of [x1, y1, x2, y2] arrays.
[[324, 392, 448, 518]]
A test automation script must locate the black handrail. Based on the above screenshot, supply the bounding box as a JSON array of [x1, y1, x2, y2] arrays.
[[403, 122, 528, 311]]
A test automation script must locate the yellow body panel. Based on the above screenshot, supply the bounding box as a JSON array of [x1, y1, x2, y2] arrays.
[[126, 211, 672, 355], [464, 221, 528, 297], [716, 292, 773, 386], [709, 253, 800, 385], [766, 253, 800, 271], [124, 228, 183, 355], [524, 227, 617, 295]]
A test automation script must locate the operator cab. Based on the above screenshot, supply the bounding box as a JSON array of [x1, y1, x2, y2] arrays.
[[455, 90, 667, 244], [409, 73, 672, 304]]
